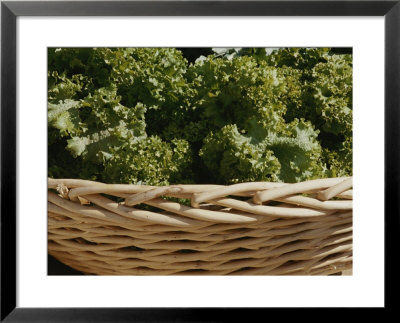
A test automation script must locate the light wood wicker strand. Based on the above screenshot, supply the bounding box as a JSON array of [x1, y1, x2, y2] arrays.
[[48, 177, 352, 275]]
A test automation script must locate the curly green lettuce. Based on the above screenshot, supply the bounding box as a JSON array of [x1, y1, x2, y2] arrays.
[[200, 119, 325, 184], [48, 47, 352, 185], [48, 48, 194, 185]]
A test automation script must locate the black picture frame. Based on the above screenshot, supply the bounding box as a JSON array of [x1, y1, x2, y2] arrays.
[[1, 0, 398, 321]]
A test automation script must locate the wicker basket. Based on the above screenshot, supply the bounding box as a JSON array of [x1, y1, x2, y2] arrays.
[[48, 177, 353, 275]]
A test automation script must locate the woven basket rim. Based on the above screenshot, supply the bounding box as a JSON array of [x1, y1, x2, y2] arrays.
[[48, 176, 353, 224]]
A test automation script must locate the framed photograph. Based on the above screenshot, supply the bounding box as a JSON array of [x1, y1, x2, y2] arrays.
[[1, 0, 398, 321]]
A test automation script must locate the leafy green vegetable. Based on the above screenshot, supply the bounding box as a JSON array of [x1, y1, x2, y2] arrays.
[[48, 48, 193, 185], [102, 136, 192, 186], [200, 124, 281, 184], [200, 119, 324, 184], [187, 55, 288, 132], [48, 47, 352, 185], [275, 51, 353, 176]]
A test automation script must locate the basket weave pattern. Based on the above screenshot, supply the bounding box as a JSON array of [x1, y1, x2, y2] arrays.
[[48, 177, 353, 275]]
